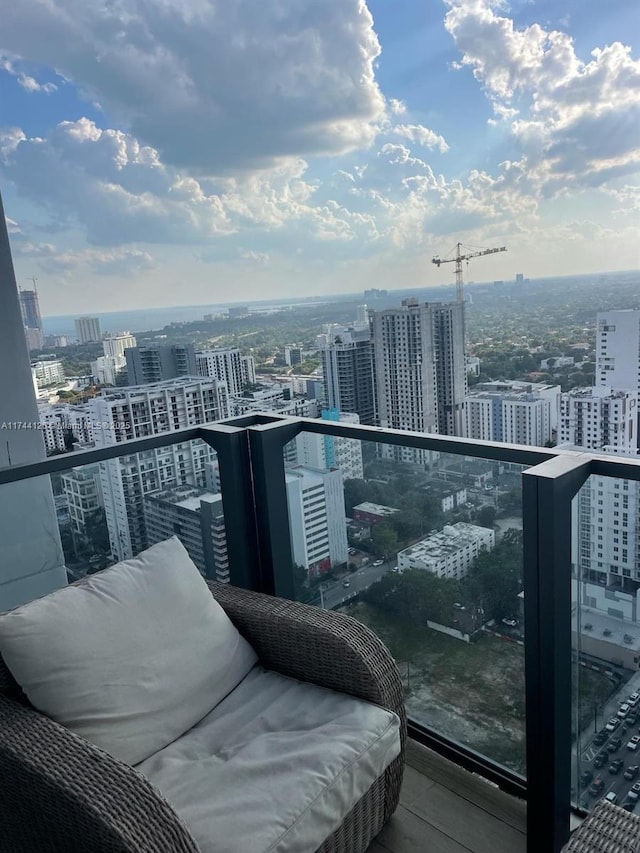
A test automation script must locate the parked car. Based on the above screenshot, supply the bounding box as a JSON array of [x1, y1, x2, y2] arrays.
[[606, 717, 621, 732], [629, 693, 640, 706], [628, 782, 640, 801], [501, 617, 518, 628], [619, 703, 631, 718], [608, 737, 623, 752], [372, 560, 384, 567], [579, 770, 594, 787], [628, 712, 639, 726], [624, 765, 639, 780], [594, 752, 609, 768], [342, 580, 351, 588], [391, 566, 399, 573], [627, 735, 640, 751], [609, 759, 625, 774], [593, 730, 609, 746], [588, 776, 605, 795], [605, 791, 618, 804]]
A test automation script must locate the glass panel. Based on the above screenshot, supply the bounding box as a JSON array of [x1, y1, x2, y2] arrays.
[[283, 430, 527, 777], [0, 436, 232, 613], [572, 473, 640, 812]]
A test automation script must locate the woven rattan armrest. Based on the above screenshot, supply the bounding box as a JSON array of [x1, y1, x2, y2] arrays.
[[562, 800, 640, 852], [0, 694, 199, 853], [207, 581, 407, 819]]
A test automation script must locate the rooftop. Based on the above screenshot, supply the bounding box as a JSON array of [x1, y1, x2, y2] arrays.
[[398, 523, 494, 563]]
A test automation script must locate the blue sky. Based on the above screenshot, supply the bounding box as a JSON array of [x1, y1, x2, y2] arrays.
[[1, 0, 638, 315]]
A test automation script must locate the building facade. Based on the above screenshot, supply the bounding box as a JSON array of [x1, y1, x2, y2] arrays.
[[397, 523, 495, 580], [19, 288, 42, 331], [144, 485, 229, 583], [466, 387, 558, 447], [88, 378, 229, 562], [75, 316, 102, 344], [125, 344, 197, 385], [597, 310, 640, 447], [558, 387, 637, 451], [31, 359, 65, 386], [103, 332, 137, 359], [196, 348, 245, 396], [317, 325, 376, 425], [285, 465, 348, 577], [91, 355, 127, 386]]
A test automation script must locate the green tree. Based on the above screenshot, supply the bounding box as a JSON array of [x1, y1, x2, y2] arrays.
[[462, 529, 523, 622], [371, 523, 398, 559], [477, 505, 496, 528]]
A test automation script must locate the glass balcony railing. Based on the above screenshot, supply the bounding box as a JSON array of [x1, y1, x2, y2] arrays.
[[2, 413, 640, 853]]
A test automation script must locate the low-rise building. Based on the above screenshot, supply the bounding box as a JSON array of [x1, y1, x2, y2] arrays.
[[397, 523, 495, 580], [352, 502, 400, 526]]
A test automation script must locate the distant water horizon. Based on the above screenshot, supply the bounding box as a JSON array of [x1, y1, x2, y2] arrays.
[[42, 296, 347, 340]]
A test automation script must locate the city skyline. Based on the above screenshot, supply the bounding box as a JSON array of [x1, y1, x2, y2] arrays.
[[1, 0, 638, 315]]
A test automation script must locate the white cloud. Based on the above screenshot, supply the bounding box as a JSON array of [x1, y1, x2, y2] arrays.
[[392, 124, 450, 154], [2, 0, 385, 172], [1, 57, 58, 93], [444, 0, 640, 192], [16, 240, 155, 276]]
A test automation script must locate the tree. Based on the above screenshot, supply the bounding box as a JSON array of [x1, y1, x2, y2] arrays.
[[292, 563, 313, 603], [371, 523, 398, 559], [462, 529, 523, 622], [476, 505, 496, 528]]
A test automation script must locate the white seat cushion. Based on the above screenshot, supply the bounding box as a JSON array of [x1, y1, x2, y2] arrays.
[[135, 666, 401, 853], [0, 536, 257, 765]]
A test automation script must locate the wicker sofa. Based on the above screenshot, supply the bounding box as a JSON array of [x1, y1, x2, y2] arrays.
[[562, 800, 640, 853], [0, 579, 406, 853]]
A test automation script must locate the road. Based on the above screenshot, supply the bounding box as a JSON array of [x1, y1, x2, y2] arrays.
[[575, 671, 640, 810], [311, 560, 392, 610]]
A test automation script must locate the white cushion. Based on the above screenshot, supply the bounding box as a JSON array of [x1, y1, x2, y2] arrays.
[[135, 666, 401, 853], [0, 536, 258, 765]]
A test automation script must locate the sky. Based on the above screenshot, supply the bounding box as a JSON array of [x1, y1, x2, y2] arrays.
[[0, 0, 639, 316]]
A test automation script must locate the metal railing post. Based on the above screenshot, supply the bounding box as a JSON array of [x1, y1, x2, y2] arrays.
[[523, 454, 591, 853], [247, 422, 299, 598], [201, 425, 261, 591]]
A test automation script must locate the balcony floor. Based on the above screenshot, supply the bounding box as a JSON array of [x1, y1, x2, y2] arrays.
[[369, 740, 527, 853]]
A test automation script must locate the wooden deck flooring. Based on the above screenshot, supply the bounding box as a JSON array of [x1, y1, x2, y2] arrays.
[[369, 740, 528, 853]]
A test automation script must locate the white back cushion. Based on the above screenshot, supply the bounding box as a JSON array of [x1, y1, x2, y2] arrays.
[[0, 536, 258, 765]]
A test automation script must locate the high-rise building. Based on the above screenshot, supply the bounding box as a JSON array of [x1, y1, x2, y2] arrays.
[[431, 302, 467, 436], [91, 355, 128, 386], [285, 465, 348, 578], [317, 325, 376, 425], [103, 332, 137, 359], [24, 327, 44, 351], [75, 316, 102, 344], [241, 354, 256, 386], [31, 359, 65, 386], [292, 411, 364, 482], [558, 387, 637, 451], [371, 301, 438, 436], [144, 485, 229, 583], [466, 387, 559, 447], [125, 344, 197, 385], [196, 348, 245, 396], [89, 378, 229, 561], [19, 288, 42, 331], [596, 310, 640, 447], [0, 193, 66, 610], [62, 465, 104, 538], [284, 346, 304, 367]]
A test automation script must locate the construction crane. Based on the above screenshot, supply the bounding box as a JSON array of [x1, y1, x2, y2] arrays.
[[432, 242, 507, 303]]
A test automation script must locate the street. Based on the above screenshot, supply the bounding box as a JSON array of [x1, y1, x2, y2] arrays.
[[310, 560, 392, 609], [575, 670, 640, 810]]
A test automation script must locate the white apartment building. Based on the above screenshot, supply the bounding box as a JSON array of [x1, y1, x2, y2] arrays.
[[75, 316, 101, 344], [597, 310, 640, 397], [36, 403, 94, 453], [397, 523, 495, 580], [88, 378, 229, 561], [466, 389, 555, 447], [103, 332, 137, 359], [474, 381, 561, 431], [292, 412, 364, 482], [558, 387, 637, 451], [31, 359, 65, 386], [144, 485, 229, 583], [91, 354, 127, 386], [196, 348, 244, 396], [285, 465, 348, 577]]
